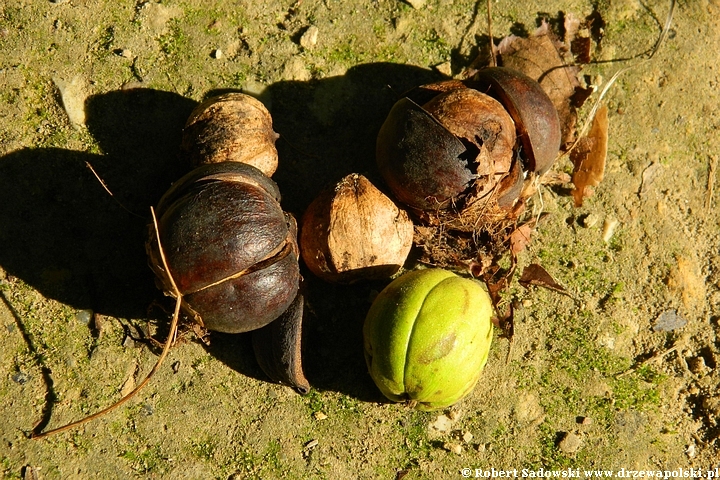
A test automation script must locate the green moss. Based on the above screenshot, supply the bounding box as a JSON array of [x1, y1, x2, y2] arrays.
[[93, 25, 115, 58], [1, 456, 21, 480], [325, 35, 367, 65], [120, 446, 169, 475], [534, 423, 574, 469], [335, 393, 361, 417], [612, 375, 662, 411], [397, 410, 433, 463], [158, 18, 189, 58], [189, 437, 217, 460], [305, 389, 325, 414], [420, 28, 450, 61], [225, 440, 286, 480]]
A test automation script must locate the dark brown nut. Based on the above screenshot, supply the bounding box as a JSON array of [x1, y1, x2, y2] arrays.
[[300, 174, 413, 283], [180, 93, 279, 177], [468, 67, 561, 175], [147, 162, 300, 334], [376, 87, 516, 211]]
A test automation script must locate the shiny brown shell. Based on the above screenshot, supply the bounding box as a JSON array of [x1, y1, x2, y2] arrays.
[[147, 162, 300, 334], [468, 67, 561, 175], [376, 87, 516, 211]]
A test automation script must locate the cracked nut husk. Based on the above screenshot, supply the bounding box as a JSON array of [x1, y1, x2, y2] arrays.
[[147, 161, 300, 333]]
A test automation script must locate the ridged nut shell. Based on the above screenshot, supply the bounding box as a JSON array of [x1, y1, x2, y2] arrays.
[[181, 93, 279, 177], [300, 174, 413, 284]]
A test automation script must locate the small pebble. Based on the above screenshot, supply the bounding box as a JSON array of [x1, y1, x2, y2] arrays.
[[686, 443, 696, 458], [443, 442, 462, 454], [462, 431, 473, 443], [212, 48, 223, 59], [687, 356, 710, 375], [558, 432, 582, 453], [579, 416, 593, 425], [172, 361, 181, 373], [434, 61, 452, 77], [580, 213, 599, 228], [601, 217, 619, 243], [300, 26, 319, 48], [12, 372, 31, 385], [653, 309, 687, 332], [429, 414, 452, 433], [23, 466, 40, 480], [313, 411, 328, 420], [305, 439, 319, 450], [75, 309, 93, 325], [406, 0, 427, 8], [122, 335, 136, 348]]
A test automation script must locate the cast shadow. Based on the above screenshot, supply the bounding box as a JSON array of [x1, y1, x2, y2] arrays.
[[0, 62, 441, 403], [205, 62, 440, 401], [0, 88, 197, 319]]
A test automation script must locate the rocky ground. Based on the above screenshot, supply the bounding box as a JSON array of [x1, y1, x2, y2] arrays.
[[1, 0, 719, 478]]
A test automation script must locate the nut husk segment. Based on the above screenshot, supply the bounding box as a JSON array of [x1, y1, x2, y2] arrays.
[[376, 97, 472, 211], [422, 88, 516, 201], [376, 87, 516, 212], [468, 67, 561, 175], [252, 292, 310, 394], [147, 162, 300, 334], [300, 174, 413, 283], [181, 93, 279, 177]]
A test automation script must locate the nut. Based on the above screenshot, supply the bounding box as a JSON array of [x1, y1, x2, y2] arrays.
[[376, 67, 561, 213], [147, 162, 300, 333], [300, 174, 413, 283], [363, 269, 494, 410], [181, 93, 280, 176], [376, 86, 517, 212]]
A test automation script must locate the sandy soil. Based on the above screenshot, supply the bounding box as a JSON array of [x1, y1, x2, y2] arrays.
[[1, 0, 719, 478]]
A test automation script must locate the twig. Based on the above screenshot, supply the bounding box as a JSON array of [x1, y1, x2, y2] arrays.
[[616, 338, 684, 378], [32, 208, 182, 439], [562, 0, 676, 160], [84, 161, 145, 219], [487, 0, 496, 67]]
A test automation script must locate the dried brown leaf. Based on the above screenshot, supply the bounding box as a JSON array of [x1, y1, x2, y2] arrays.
[[519, 264, 565, 293], [571, 36, 592, 64], [571, 104, 608, 207], [509, 222, 534, 255], [497, 22, 581, 145], [496, 303, 514, 341]]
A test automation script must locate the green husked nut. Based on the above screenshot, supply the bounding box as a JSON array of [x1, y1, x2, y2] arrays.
[[363, 268, 494, 411]]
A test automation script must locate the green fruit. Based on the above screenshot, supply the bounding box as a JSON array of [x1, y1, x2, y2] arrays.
[[363, 268, 493, 410]]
